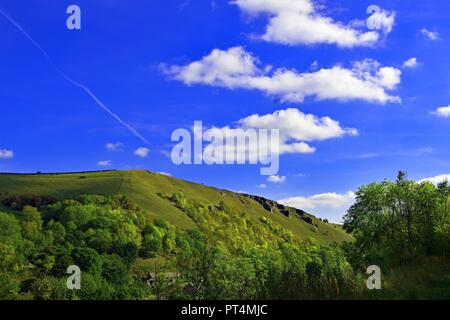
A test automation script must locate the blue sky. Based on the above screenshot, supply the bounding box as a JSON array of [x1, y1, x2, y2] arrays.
[[1, 0, 450, 222]]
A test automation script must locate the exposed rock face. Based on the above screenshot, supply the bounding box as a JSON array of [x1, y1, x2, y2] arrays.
[[281, 209, 290, 217], [262, 203, 273, 212], [242, 194, 277, 213], [242, 194, 309, 221], [301, 216, 314, 225]]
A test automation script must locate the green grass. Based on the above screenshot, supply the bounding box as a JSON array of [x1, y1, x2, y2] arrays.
[[0, 170, 353, 244], [364, 257, 450, 300]]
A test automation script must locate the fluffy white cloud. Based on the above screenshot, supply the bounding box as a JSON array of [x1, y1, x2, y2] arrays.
[[97, 160, 112, 167], [106, 142, 124, 152], [198, 108, 357, 163], [164, 47, 401, 104], [402, 57, 419, 69], [432, 105, 450, 118], [257, 183, 266, 188], [231, 0, 395, 47], [267, 175, 286, 183], [165, 47, 259, 86], [419, 174, 450, 185], [134, 147, 150, 158], [278, 191, 355, 222], [421, 28, 439, 40], [0, 149, 14, 159], [240, 108, 358, 142]]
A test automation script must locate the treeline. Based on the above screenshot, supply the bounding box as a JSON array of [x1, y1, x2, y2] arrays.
[[0, 192, 56, 210], [1, 171, 449, 300], [343, 171, 450, 270], [0, 193, 363, 300], [0, 195, 152, 299]]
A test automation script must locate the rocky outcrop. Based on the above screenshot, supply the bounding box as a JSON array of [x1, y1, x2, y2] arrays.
[[280, 209, 290, 217], [241, 194, 316, 226], [301, 216, 314, 225], [262, 203, 273, 212], [242, 194, 278, 214], [242, 194, 306, 220]]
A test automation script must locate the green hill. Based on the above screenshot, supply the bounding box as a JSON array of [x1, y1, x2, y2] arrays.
[[0, 170, 352, 244]]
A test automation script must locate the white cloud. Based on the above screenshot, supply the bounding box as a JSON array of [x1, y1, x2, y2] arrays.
[[421, 28, 439, 40], [164, 47, 401, 104], [106, 142, 124, 152], [267, 175, 286, 183], [198, 108, 357, 162], [257, 183, 266, 188], [419, 174, 450, 185], [158, 171, 172, 176], [134, 147, 150, 158], [355, 152, 381, 159], [402, 57, 419, 69], [163, 47, 258, 86], [97, 160, 112, 167], [432, 105, 450, 118], [279, 191, 355, 209], [231, 0, 395, 47], [195, 124, 312, 166], [0, 149, 14, 159], [240, 108, 358, 142], [278, 191, 355, 223]]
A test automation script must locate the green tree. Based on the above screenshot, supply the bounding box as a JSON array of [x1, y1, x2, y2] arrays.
[[71, 247, 103, 275]]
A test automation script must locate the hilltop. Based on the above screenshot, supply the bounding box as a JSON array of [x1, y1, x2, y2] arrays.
[[0, 170, 352, 244]]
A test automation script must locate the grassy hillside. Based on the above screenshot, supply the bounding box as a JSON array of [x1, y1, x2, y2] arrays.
[[0, 170, 352, 244]]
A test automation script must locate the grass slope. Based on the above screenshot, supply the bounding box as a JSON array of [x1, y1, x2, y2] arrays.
[[0, 170, 352, 244]]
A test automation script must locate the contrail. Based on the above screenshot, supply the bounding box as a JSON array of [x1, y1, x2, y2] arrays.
[[57, 71, 150, 145], [0, 7, 150, 146]]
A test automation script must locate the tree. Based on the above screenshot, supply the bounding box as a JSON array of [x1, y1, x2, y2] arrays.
[[0, 273, 20, 299], [344, 171, 450, 268], [0, 211, 22, 245], [101, 254, 129, 285], [21, 206, 43, 241], [71, 247, 103, 275], [0, 212, 24, 274]]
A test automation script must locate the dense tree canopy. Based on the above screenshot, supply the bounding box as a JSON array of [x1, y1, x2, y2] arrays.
[[0, 172, 448, 300]]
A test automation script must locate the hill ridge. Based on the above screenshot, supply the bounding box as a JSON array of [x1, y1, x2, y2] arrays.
[[0, 169, 352, 244]]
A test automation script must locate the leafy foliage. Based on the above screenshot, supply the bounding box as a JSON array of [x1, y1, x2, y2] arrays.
[[162, 194, 360, 299], [343, 171, 450, 269], [1, 170, 448, 300], [0, 193, 360, 300]]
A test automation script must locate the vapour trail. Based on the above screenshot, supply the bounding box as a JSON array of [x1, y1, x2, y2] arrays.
[[58, 71, 151, 145], [0, 7, 150, 146]]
